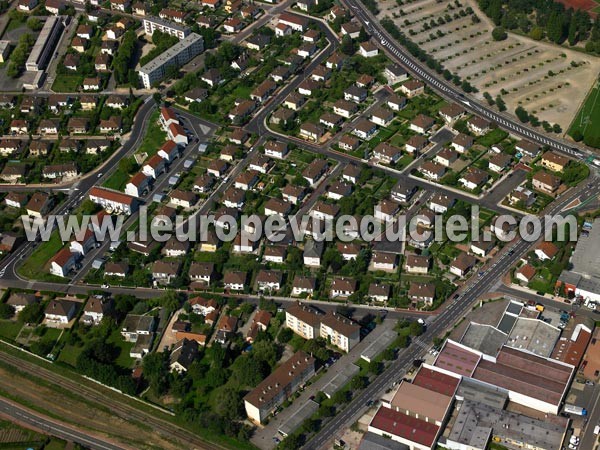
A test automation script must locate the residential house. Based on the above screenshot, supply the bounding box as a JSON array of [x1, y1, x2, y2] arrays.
[[459, 167, 489, 190], [151, 260, 181, 284], [435, 148, 459, 167], [263, 245, 287, 264], [371, 251, 397, 271], [353, 119, 377, 140], [535, 242, 559, 261], [292, 275, 317, 296], [488, 153, 512, 173], [282, 184, 306, 205], [358, 41, 378, 57], [399, 79, 425, 97], [373, 142, 402, 164], [333, 99, 358, 118], [45, 299, 77, 323], [303, 239, 324, 267], [467, 116, 491, 135], [439, 104, 465, 124], [368, 283, 391, 303], [408, 282, 436, 306], [450, 253, 477, 277], [405, 135, 428, 155], [420, 161, 446, 181], [49, 248, 79, 278], [223, 271, 246, 291], [338, 134, 360, 152], [330, 277, 357, 298], [256, 270, 282, 292], [532, 171, 561, 194], [404, 254, 430, 274], [451, 133, 474, 153], [169, 189, 198, 208], [541, 151, 569, 172], [410, 114, 435, 134]]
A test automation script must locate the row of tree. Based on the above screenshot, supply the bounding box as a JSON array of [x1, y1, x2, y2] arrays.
[[479, 0, 600, 51]]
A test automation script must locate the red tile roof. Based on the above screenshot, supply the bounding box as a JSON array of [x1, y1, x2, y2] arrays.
[[413, 367, 460, 397], [434, 341, 480, 377], [370, 407, 438, 447]]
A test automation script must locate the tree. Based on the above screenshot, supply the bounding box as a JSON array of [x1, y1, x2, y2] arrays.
[[351, 375, 366, 389], [26, 17, 42, 31], [0, 303, 15, 319], [278, 326, 293, 343], [153, 92, 162, 105], [213, 386, 244, 420], [409, 321, 424, 336], [230, 355, 265, 386], [142, 352, 170, 396], [18, 302, 44, 324], [252, 340, 278, 368], [529, 27, 544, 41], [515, 106, 529, 123], [368, 360, 382, 375], [491, 26, 507, 41], [340, 34, 355, 56]]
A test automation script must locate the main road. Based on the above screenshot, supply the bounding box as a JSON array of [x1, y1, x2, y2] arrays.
[[342, 0, 595, 161]]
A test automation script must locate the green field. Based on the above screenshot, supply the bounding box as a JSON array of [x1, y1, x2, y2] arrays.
[[102, 166, 130, 191], [136, 110, 167, 157], [569, 81, 600, 146], [18, 231, 68, 282], [51, 75, 82, 93]]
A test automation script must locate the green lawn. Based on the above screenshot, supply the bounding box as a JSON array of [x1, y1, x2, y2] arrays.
[[51, 75, 82, 93], [0, 320, 23, 341], [18, 231, 68, 282], [569, 81, 600, 145], [57, 344, 83, 367], [476, 128, 508, 147], [136, 110, 167, 157], [107, 329, 134, 369], [102, 166, 130, 191]]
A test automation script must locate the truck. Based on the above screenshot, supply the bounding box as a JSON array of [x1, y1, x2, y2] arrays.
[[564, 404, 587, 416]]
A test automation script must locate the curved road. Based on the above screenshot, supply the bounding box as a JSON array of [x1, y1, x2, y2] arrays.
[[342, 0, 594, 161]]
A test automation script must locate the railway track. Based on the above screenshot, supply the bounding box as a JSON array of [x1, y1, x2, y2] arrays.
[[0, 349, 223, 450]]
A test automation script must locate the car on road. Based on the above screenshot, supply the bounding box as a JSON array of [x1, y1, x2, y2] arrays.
[[586, 380, 595, 386], [101, 284, 110, 289]]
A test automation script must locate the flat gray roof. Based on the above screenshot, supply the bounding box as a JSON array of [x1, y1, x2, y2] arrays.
[[506, 301, 523, 315], [358, 432, 410, 450], [460, 323, 507, 357], [456, 378, 508, 409], [277, 400, 319, 437], [321, 364, 360, 399], [447, 400, 568, 450], [497, 314, 517, 334], [571, 218, 600, 277], [139, 33, 203, 74], [144, 16, 189, 34], [507, 318, 560, 357], [361, 329, 397, 362]]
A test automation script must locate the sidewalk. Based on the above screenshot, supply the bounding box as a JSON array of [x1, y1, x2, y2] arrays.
[[250, 319, 396, 449]]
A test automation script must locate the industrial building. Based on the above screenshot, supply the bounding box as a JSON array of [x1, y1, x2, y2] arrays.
[[26, 16, 65, 72], [557, 219, 600, 303], [138, 33, 203, 89]]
